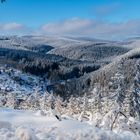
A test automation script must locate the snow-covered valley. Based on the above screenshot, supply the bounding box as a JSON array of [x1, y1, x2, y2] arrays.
[[0, 36, 140, 139], [1, 0, 140, 138]]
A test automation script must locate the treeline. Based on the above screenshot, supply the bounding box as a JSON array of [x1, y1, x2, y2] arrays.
[[51, 44, 129, 62], [0, 48, 60, 76], [0, 48, 100, 81], [54, 58, 139, 98]]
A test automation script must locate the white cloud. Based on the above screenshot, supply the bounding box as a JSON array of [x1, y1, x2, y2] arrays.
[[0, 23, 24, 30], [1, 19, 140, 40], [40, 18, 140, 39], [0, 22, 33, 35], [41, 18, 92, 34]]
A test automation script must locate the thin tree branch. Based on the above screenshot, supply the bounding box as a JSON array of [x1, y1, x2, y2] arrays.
[[111, 112, 119, 131]]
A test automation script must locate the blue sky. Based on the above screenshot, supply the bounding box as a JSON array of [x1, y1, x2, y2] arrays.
[[0, 0, 140, 39]]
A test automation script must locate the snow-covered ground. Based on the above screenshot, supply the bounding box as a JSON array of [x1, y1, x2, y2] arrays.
[[0, 108, 140, 140], [0, 66, 47, 95]]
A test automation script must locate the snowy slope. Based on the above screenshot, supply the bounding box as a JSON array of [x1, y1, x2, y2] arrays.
[[0, 66, 47, 97], [0, 35, 129, 62], [0, 108, 140, 140]]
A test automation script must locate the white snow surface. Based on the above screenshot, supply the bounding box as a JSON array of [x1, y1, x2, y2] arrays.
[[0, 108, 140, 140], [0, 66, 47, 96]]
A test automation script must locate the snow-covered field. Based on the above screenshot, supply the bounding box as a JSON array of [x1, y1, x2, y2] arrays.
[[0, 108, 140, 140]]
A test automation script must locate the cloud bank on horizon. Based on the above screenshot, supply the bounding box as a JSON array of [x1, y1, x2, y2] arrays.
[[0, 0, 140, 40], [41, 18, 140, 39], [1, 19, 140, 40]]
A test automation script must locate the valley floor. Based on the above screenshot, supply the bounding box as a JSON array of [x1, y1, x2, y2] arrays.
[[0, 108, 140, 140]]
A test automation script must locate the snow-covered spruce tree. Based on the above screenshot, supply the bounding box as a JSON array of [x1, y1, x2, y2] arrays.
[[75, 96, 83, 114], [55, 95, 64, 115], [26, 94, 36, 110], [102, 96, 113, 115], [40, 91, 50, 111], [45, 91, 55, 111], [40, 90, 59, 113], [111, 60, 126, 111], [66, 95, 82, 116], [18, 94, 29, 110], [99, 84, 114, 115], [0, 92, 6, 107], [78, 93, 91, 121], [92, 83, 102, 114], [122, 88, 135, 118], [82, 93, 88, 111], [67, 95, 76, 115], [49, 91, 62, 121], [131, 62, 140, 119], [5, 92, 18, 109], [34, 88, 41, 110]]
